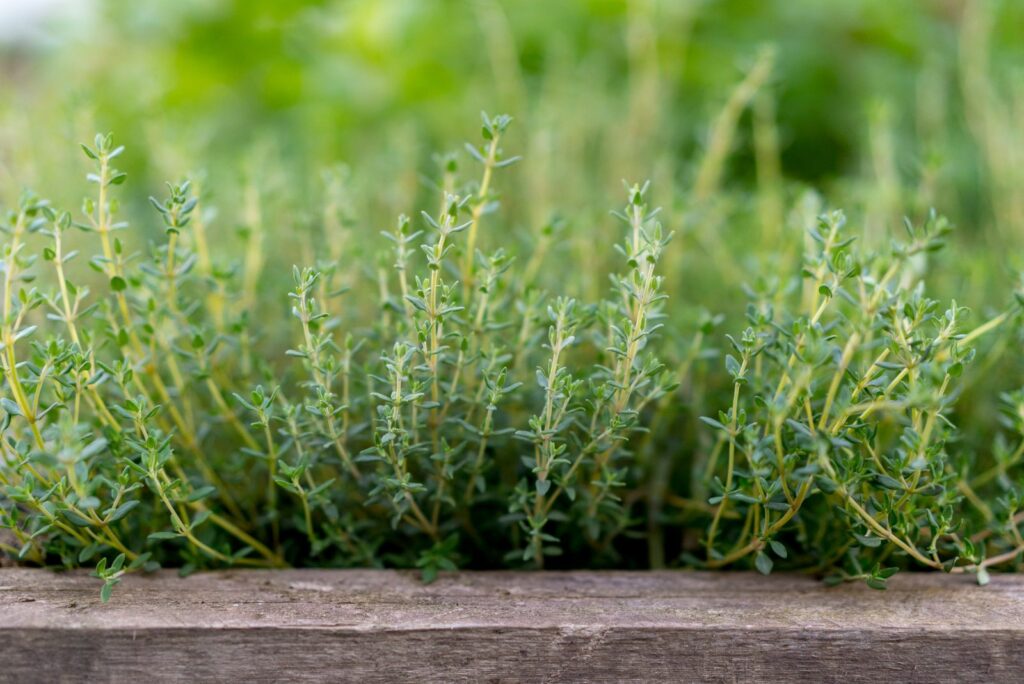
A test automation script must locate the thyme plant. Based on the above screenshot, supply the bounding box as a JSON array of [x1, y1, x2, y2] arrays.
[[1, 116, 1023, 600]]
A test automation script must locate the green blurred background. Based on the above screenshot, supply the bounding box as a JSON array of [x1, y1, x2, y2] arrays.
[[3, 0, 1022, 225]]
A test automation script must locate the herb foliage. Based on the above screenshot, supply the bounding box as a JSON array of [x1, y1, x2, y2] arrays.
[[2, 110, 1023, 601]]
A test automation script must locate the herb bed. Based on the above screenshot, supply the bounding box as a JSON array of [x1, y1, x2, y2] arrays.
[[2, 569, 1022, 682], [4, 123, 1024, 599]]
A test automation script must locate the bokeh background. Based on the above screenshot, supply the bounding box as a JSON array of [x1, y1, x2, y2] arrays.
[[3, 1, 1023, 251], [2, 1, 1024, 215]]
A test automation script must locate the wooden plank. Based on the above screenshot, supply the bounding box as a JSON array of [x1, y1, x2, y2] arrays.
[[1, 569, 1022, 682]]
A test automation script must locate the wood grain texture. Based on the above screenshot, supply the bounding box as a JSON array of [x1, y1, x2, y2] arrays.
[[1, 569, 1022, 683]]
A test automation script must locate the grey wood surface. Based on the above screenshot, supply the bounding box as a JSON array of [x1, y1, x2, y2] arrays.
[[1, 569, 1022, 683]]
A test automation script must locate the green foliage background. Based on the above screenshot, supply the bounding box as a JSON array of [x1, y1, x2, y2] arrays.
[[4, 1, 1020, 214]]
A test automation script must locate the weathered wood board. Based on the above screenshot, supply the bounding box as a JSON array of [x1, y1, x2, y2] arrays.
[[2, 569, 1022, 682]]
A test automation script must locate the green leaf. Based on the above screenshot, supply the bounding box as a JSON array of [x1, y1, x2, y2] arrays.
[[79, 496, 101, 510], [0, 398, 23, 417], [187, 486, 217, 502], [64, 510, 96, 527], [189, 510, 212, 530], [78, 544, 100, 563], [80, 437, 109, 459], [111, 553, 126, 572], [106, 501, 140, 522], [404, 295, 428, 312], [814, 476, 838, 494], [698, 416, 726, 431], [854, 533, 882, 548], [874, 474, 904, 491], [754, 551, 773, 575]]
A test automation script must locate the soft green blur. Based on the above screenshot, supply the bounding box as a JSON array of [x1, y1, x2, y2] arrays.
[[3, 1, 1021, 218]]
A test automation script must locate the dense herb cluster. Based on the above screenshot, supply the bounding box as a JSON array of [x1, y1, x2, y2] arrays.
[[699, 211, 1019, 586], [2, 114, 1023, 600]]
